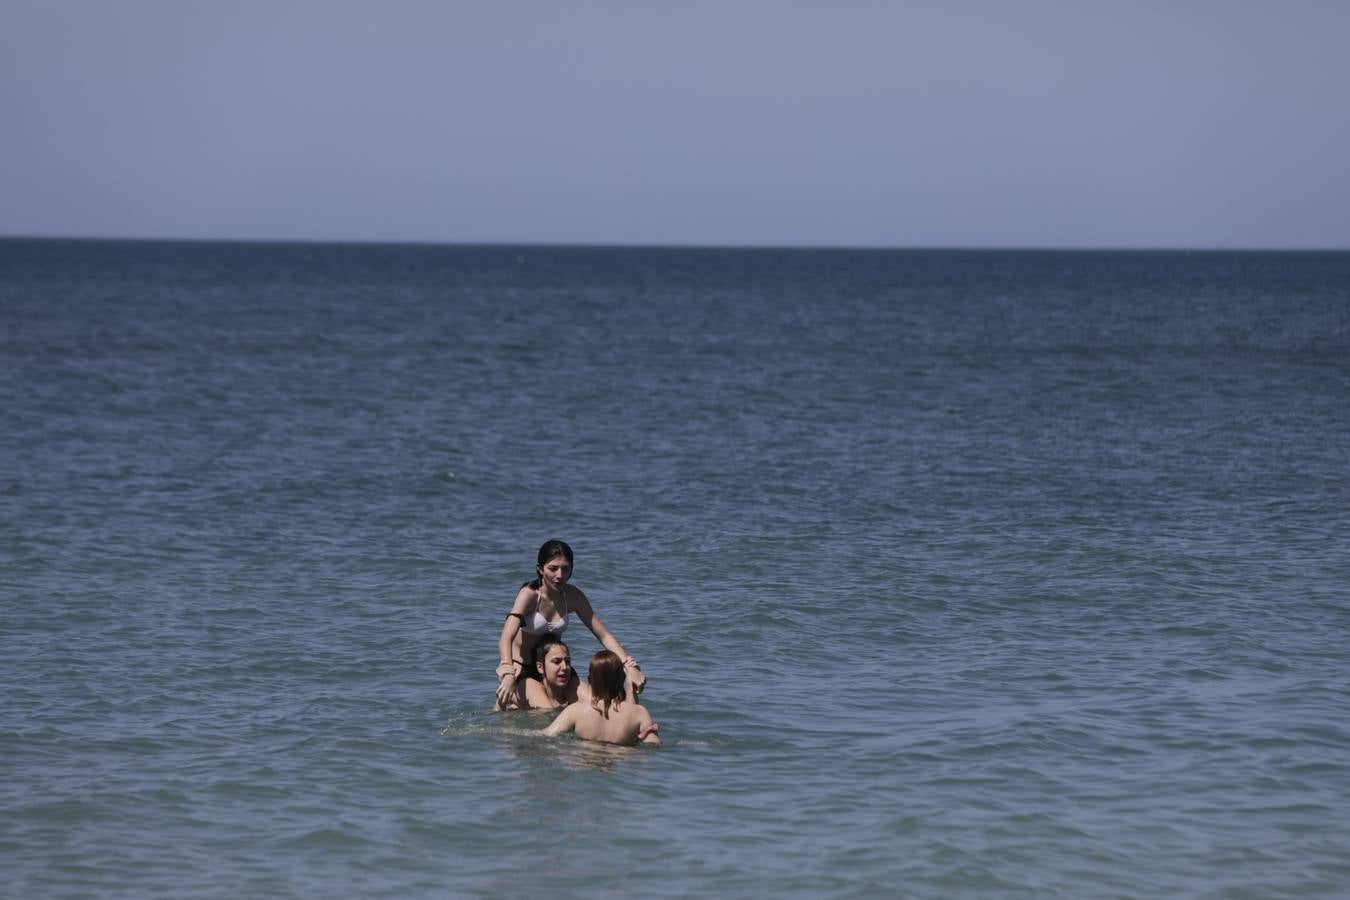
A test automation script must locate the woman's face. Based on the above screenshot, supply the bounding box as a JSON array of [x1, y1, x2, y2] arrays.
[[538, 555, 573, 592], [538, 645, 572, 687]]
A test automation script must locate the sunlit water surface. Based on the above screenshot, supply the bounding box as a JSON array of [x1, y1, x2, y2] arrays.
[[3, 241, 1349, 897]]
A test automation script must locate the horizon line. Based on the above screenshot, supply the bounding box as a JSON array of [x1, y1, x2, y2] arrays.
[[2, 232, 1347, 254]]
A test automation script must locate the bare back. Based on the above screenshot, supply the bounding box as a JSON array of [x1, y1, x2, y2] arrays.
[[546, 695, 659, 746]]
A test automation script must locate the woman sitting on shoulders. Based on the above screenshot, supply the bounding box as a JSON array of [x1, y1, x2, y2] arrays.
[[495, 539, 646, 709], [545, 651, 661, 746], [496, 635, 578, 710]]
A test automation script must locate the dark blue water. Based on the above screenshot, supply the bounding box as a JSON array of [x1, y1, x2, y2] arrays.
[[3, 240, 1349, 897]]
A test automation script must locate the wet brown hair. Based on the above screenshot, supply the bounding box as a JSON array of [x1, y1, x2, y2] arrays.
[[587, 650, 626, 718]]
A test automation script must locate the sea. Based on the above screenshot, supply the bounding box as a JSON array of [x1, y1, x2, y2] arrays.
[[2, 239, 1348, 899]]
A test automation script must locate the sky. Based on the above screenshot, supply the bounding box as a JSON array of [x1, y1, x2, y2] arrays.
[[3, 1, 1348, 249]]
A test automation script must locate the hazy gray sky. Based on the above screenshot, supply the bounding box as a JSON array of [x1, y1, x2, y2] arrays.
[[3, 1, 1347, 248]]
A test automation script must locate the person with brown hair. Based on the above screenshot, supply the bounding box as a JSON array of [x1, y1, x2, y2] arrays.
[[544, 650, 661, 746], [494, 635, 579, 711], [494, 539, 646, 709]]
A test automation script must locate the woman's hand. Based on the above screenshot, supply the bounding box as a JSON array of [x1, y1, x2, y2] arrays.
[[627, 665, 647, 695], [495, 673, 518, 708]]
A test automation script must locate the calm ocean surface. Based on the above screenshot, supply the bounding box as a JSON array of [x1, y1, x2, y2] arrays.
[[2, 239, 1348, 898]]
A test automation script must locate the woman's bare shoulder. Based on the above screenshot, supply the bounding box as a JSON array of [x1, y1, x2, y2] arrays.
[[509, 585, 537, 612], [567, 586, 594, 614]]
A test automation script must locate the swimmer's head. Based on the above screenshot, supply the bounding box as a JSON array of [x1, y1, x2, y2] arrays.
[[533, 635, 571, 686], [587, 650, 627, 712], [532, 539, 574, 590], [536, 539, 573, 570]]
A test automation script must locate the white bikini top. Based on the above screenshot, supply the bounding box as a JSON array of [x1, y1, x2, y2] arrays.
[[519, 589, 569, 637]]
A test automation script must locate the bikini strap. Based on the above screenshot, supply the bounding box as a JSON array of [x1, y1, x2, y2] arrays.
[[537, 586, 567, 620]]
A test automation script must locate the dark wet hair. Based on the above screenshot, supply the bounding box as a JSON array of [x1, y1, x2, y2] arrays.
[[525, 539, 574, 589], [532, 634, 569, 672], [587, 650, 626, 718]]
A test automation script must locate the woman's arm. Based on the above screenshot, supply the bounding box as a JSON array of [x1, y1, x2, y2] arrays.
[[495, 587, 534, 708], [543, 703, 579, 737], [494, 677, 525, 711], [636, 707, 661, 746], [571, 590, 647, 692]]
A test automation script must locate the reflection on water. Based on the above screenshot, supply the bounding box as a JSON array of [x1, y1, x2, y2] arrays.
[[554, 738, 655, 773], [440, 708, 659, 772], [439, 707, 558, 738], [497, 729, 658, 772]]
